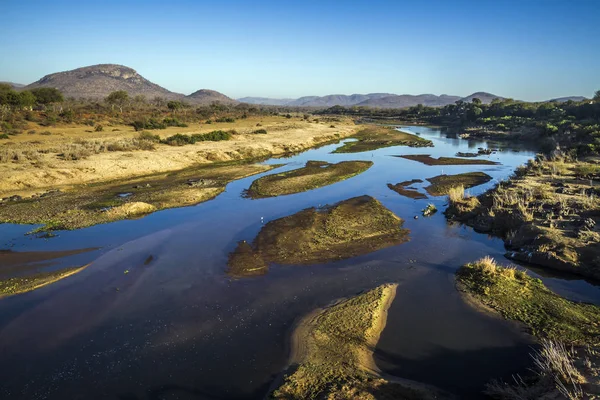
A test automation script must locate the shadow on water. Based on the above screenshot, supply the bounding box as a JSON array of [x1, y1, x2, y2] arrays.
[[0, 126, 598, 399]]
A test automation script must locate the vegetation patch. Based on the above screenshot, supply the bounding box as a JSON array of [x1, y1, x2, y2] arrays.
[[445, 156, 600, 280], [227, 196, 409, 277], [246, 160, 372, 198], [457, 257, 600, 399], [0, 264, 89, 299], [272, 284, 446, 399], [455, 152, 479, 158], [0, 161, 274, 231], [396, 154, 498, 166], [387, 179, 428, 199], [333, 126, 433, 153], [457, 256, 600, 345], [161, 130, 231, 146], [424, 172, 492, 196]]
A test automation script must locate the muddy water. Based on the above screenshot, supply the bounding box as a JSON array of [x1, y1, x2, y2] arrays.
[[1, 126, 599, 400]]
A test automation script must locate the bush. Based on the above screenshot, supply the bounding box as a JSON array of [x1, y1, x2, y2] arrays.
[[215, 117, 235, 123], [0, 133, 9, 139], [163, 117, 188, 128], [131, 118, 167, 131], [95, 125, 104, 132], [253, 129, 267, 134], [161, 130, 232, 146], [205, 120, 212, 124], [138, 131, 161, 143]]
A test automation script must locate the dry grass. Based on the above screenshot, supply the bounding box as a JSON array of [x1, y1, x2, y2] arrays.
[[485, 340, 595, 400]]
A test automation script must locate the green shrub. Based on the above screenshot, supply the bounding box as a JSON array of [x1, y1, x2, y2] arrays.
[[254, 129, 267, 134], [0, 133, 9, 139], [95, 125, 104, 132], [215, 117, 235, 123], [138, 131, 161, 142], [161, 130, 231, 146], [131, 118, 167, 131], [163, 117, 188, 127]]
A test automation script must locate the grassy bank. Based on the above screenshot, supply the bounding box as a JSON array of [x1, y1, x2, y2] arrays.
[[227, 195, 409, 277], [457, 257, 600, 399], [246, 160, 372, 198], [272, 284, 447, 399], [333, 126, 433, 153], [446, 156, 600, 280]]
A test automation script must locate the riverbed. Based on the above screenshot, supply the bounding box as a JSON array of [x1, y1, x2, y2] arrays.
[[1, 126, 599, 399]]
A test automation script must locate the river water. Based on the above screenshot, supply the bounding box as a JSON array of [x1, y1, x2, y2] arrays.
[[1, 126, 599, 400]]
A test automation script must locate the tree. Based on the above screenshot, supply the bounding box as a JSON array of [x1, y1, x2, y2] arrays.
[[471, 97, 482, 105], [105, 90, 129, 112], [18, 91, 36, 109], [30, 87, 64, 105], [594, 90, 600, 103], [167, 100, 183, 111]]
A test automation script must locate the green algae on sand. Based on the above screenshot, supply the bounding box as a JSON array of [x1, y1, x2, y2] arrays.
[[227, 195, 409, 277], [425, 172, 492, 196], [271, 284, 450, 400], [387, 179, 428, 200], [333, 126, 432, 154], [0, 264, 89, 299], [0, 161, 274, 232], [396, 154, 498, 166], [246, 160, 372, 198]]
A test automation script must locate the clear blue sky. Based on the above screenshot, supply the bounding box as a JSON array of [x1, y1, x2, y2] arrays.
[[1, 0, 599, 101]]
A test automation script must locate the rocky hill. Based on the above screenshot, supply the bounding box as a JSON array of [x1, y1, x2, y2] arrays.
[[23, 64, 235, 105], [25, 64, 182, 100], [186, 89, 237, 105], [460, 92, 504, 104]]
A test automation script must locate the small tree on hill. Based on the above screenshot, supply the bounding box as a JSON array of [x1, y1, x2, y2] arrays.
[[31, 87, 64, 105], [106, 90, 129, 112]]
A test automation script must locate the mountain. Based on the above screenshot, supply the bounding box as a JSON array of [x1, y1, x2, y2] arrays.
[[287, 93, 395, 107], [355, 94, 462, 108], [460, 92, 503, 104], [237, 92, 503, 108], [25, 64, 183, 100], [23, 64, 235, 105], [237, 97, 295, 106], [186, 89, 237, 105], [0, 82, 25, 89], [547, 96, 587, 103]]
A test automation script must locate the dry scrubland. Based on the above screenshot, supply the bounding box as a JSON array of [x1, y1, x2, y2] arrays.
[[0, 115, 359, 197], [446, 156, 600, 279]]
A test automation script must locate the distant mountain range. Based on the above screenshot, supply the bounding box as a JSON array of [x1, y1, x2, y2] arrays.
[[3, 64, 588, 108], [237, 92, 502, 108], [0, 82, 26, 89], [20, 64, 236, 105]]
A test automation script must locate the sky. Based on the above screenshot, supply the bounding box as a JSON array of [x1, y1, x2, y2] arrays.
[[1, 0, 599, 101]]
